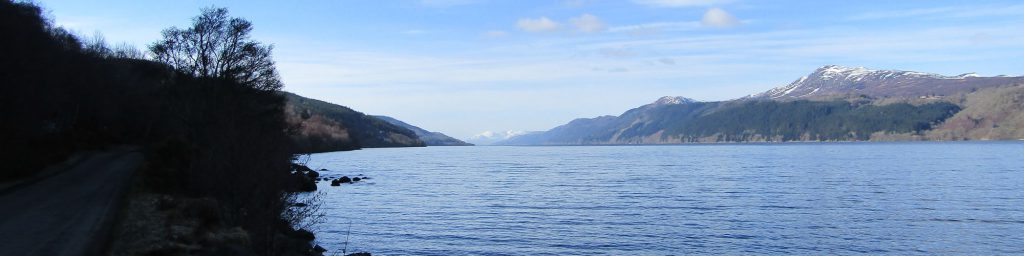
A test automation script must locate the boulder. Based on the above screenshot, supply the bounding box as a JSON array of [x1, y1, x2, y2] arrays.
[[300, 176, 316, 192], [352, 177, 361, 182], [288, 172, 316, 192], [293, 228, 315, 241], [313, 244, 327, 253], [330, 179, 341, 186], [291, 163, 314, 174], [338, 176, 352, 183], [306, 170, 320, 179]]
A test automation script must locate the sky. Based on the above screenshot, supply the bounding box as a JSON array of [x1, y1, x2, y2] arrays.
[[38, 0, 1024, 139]]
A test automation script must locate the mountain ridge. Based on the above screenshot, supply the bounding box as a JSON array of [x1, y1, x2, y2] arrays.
[[467, 130, 531, 145], [283, 92, 425, 153], [748, 65, 1024, 100], [498, 65, 1024, 145], [373, 116, 473, 146]]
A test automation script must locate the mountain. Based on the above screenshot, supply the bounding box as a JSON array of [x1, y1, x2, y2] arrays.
[[498, 96, 711, 145], [283, 92, 425, 153], [372, 116, 473, 146], [502, 66, 1024, 145], [466, 130, 531, 145], [749, 65, 1024, 100]]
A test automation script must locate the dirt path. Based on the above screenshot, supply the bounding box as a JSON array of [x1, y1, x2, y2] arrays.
[[0, 150, 142, 256]]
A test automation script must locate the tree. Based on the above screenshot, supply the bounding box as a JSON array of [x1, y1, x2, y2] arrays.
[[150, 7, 282, 91]]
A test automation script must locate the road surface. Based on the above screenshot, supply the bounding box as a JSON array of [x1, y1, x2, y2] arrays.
[[0, 150, 142, 256]]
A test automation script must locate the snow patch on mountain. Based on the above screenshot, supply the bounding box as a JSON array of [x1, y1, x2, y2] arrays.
[[748, 65, 1022, 100], [466, 130, 530, 145], [653, 96, 697, 105]]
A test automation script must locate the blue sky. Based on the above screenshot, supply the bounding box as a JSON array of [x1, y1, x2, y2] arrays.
[[39, 0, 1024, 139]]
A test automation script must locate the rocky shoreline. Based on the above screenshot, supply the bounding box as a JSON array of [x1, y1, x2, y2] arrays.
[[286, 163, 373, 256]]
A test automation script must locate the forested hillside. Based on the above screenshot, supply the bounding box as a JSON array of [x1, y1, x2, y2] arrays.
[[500, 99, 961, 145], [665, 100, 960, 142]]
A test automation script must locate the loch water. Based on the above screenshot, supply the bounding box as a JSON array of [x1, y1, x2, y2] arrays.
[[303, 142, 1024, 255]]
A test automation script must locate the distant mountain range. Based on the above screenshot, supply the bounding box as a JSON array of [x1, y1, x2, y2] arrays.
[[499, 65, 1024, 145], [466, 130, 532, 145], [373, 116, 472, 146]]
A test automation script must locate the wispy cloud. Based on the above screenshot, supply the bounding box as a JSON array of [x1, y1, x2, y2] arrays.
[[848, 7, 956, 20], [517, 17, 561, 32], [633, 0, 733, 7], [280, 20, 1024, 89], [597, 48, 639, 59], [608, 21, 701, 35], [701, 8, 739, 28], [607, 8, 737, 35], [570, 14, 607, 33], [849, 4, 1024, 20]]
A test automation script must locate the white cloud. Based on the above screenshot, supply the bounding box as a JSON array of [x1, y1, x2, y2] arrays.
[[701, 8, 739, 28], [517, 17, 561, 32], [633, 0, 733, 7], [570, 14, 607, 33]]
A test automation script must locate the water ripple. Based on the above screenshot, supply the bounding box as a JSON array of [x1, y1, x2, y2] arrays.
[[305, 142, 1024, 255]]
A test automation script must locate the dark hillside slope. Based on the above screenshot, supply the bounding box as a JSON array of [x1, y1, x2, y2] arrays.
[[373, 116, 472, 146], [284, 92, 424, 152]]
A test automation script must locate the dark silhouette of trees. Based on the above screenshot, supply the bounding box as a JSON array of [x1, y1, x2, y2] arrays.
[[150, 7, 282, 91], [1, 1, 319, 254]]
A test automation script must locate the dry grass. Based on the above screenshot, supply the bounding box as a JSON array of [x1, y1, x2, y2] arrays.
[[927, 84, 1024, 140]]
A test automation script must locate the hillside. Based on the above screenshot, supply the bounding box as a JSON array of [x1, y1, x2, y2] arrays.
[[373, 116, 473, 146], [283, 92, 424, 153], [925, 84, 1024, 140], [500, 66, 1023, 145]]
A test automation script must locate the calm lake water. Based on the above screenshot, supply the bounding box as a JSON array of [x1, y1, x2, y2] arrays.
[[303, 142, 1024, 255]]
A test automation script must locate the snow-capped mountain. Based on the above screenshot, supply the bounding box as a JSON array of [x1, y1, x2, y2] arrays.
[[749, 65, 1024, 100], [466, 130, 530, 145], [647, 96, 698, 107]]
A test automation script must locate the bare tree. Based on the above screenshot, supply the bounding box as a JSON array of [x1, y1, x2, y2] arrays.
[[150, 7, 282, 91]]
